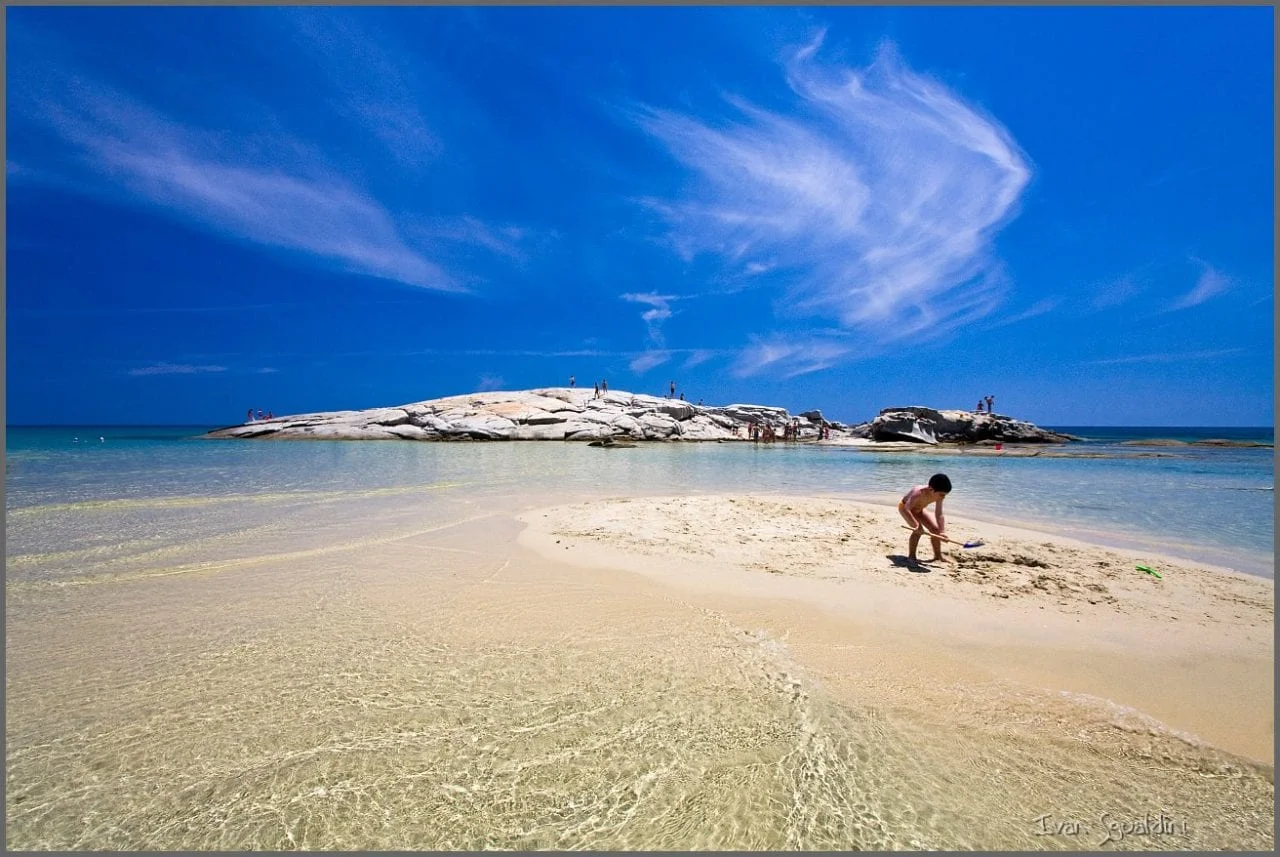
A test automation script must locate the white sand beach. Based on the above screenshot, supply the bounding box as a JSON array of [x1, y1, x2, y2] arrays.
[[519, 494, 1274, 764]]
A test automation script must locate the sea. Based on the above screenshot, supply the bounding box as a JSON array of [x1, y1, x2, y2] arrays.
[[5, 423, 1274, 582], [4, 424, 1275, 849]]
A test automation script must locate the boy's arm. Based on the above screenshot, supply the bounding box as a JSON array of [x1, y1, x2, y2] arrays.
[[935, 498, 946, 535]]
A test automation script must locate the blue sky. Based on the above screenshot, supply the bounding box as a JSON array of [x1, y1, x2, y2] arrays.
[[5, 6, 1274, 427]]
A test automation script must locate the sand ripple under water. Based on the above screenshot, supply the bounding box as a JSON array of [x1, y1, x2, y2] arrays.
[[5, 495, 1274, 850]]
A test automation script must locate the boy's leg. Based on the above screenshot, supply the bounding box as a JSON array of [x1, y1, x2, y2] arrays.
[[921, 514, 952, 560], [913, 509, 946, 562], [898, 503, 922, 560]]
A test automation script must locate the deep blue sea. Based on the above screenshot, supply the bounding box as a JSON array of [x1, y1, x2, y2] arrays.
[[4, 424, 1274, 578]]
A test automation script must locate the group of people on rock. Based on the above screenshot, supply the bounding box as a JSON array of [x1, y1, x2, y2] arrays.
[[748, 418, 822, 443], [975, 395, 995, 414], [572, 374, 699, 403], [246, 408, 274, 422], [665, 382, 700, 403], [568, 378, 611, 401]]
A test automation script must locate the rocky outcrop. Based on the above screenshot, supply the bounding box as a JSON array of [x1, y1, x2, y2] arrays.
[[859, 406, 1076, 445], [207, 391, 1075, 446], [205, 389, 836, 443]]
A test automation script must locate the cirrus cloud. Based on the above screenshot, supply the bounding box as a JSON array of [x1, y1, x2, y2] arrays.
[[731, 336, 856, 379], [635, 33, 1031, 347], [620, 292, 680, 347], [129, 362, 228, 376], [1168, 260, 1231, 311]]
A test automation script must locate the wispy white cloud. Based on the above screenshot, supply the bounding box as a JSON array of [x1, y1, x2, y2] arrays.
[[629, 350, 672, 373], [407, 216, 532, 263], [24, 78, 458, 292], [620, 292, 680, 347], [731, 337, 855, 379], [129, 362, 228, 376], [8, 21, 532, 295], [984, 297, 1062, 329], [634, 33, 1030, 345], [281, 8, 440, 170], [1168, 261, 1231, 311], [1085, 348, 1245, 366], [5, 161, 49, 182], [682, 349, 716, 369], [1090, 273, 1147, 310]]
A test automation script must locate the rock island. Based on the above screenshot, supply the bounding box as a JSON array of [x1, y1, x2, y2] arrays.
[[206, 389, 1075, 446]]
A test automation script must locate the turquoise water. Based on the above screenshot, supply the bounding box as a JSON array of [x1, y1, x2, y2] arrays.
[[1050, 425, 1274, 445], [4, 425, 1276, 851], [5, 425, 1274, 578]]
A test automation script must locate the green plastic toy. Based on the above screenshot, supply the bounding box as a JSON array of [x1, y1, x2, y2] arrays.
[[1136, 564, 1162, 579]]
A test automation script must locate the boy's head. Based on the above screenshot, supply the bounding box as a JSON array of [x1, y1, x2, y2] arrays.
[[928, 473, 952, 494]]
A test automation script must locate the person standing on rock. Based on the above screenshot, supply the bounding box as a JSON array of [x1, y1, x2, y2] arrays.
[[601, 379, 608, 393], [593, 381, 600, 399], [570, 375, 575, 388], [986, 395, 994, 414], [670, 380, 676, 398]]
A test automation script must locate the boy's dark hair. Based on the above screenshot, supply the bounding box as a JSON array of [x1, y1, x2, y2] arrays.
[[928, 473, 952, 494]]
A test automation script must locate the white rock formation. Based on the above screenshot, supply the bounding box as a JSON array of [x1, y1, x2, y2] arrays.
[[207, 389, 833, 443], [862, 406, 1077, 444], [208, 390, 1074, 445]]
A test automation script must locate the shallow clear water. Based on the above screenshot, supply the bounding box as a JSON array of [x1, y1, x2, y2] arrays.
[[5, 425, 1274, 579], [5, 426, 1274, 850]]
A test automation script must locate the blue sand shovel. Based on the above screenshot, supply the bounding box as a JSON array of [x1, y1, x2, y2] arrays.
[[901, 526, 985, 549]]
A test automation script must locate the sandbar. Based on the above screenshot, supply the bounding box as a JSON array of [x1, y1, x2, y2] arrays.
[[518, 494, 1274, 764]]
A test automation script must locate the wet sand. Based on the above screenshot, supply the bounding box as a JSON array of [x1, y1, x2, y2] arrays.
[[5, 492, 1274, 850], [519, 495, 1273, 763]]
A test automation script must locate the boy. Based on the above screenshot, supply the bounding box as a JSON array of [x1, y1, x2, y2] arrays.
[[898, 473, 952, 564]]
